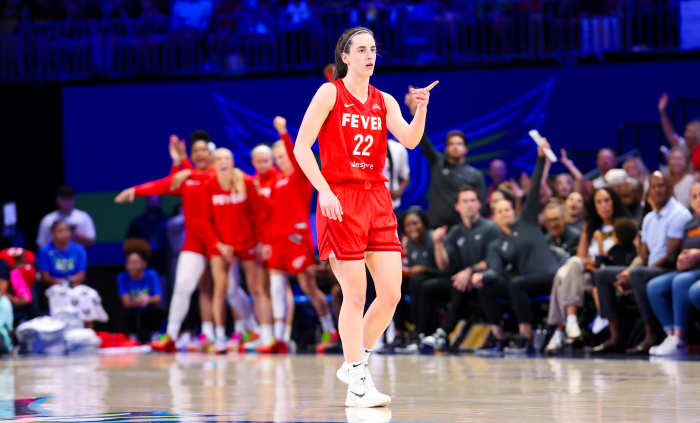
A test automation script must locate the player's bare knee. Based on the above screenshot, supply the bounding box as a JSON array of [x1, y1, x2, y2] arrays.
[[343, 291, 366, 311], [378, 288, 401, 307]]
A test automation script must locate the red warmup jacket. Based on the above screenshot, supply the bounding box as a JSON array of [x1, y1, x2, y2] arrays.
[[132, 159, 216, 244], [265, 132, 313, 243], [201, 172, 259, 251], [251, 167, 282, 243]]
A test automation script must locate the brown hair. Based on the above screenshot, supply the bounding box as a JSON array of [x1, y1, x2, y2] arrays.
[[613, 217, 638, 248], [446, 130, 468, 145], [123, 238, 152, 262], [333, 27, 374, 80]]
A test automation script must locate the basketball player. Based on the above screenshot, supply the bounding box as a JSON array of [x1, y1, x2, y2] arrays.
[[115, 131, 218, 352], [293, 27, 437, 407], [256, 116, 338, 354], [201, 148, 263, 354], [235, 144, 283, 353]]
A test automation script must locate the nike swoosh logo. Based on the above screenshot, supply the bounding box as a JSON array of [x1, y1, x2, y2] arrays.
[[350, 391, 366, 398], [344, 103, 354, 107], [352, 363, 362, 368]]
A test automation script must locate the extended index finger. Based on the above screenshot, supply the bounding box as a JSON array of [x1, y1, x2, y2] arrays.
[[424, 80, 439, 91]]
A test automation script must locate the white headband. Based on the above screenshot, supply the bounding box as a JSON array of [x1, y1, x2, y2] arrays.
[[344, 29, 371, 52]]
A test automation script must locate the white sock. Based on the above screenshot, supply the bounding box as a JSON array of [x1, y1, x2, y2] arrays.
[[363, 348, 371, 364], [261, 324, 274, 343], [202, 322, 215, 341], [284, 324, 292, 342], [234, 319, 245, 334], [274, 321, 285, 340], [227, 264, 258, 331], [166, 251, 207, 338], [270, 273, 288, 321], [215, 326, 226, 341], [320, 314, 335, 333], [246, 316, 259, 333], [385, 320, 396, 344], [566, 314, 578, 326], [347, 360, 367, 386]]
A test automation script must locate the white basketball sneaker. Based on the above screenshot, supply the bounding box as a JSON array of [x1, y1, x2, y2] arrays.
[[345, 370, 391, 408], [337, 361, 377, 390], [345, 406, 392, 422]]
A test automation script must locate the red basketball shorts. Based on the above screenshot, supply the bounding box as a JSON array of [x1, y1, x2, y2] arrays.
[[181, 233, 217, 259], [267, 232, 316, 274], [209, 240, 257, 262], [317, 181, 401, 261]]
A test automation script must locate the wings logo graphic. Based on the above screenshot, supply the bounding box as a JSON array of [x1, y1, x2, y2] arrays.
[[214, 78, 554, 207]]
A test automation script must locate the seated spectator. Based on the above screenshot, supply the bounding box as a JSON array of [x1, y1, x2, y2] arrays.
[[384, 139, 411, 214], [553, 173, 574, 201], [471, 139, 558, 354], [395, 208, 439, 346], [489, 182, 523, 216], [592, 148, 618, 189], [406, 90, 486, 227], [623, 156, 650, 196], [544, 187, 630, 353], [544, 202, 581, 265], [118, 239, 166, 344], [666, 147, 694, 207], [127, 195, 169, 275], [37, 220, 87, 288], [36, 185, 96, 248], [559, 149, 591, 198], [487, 159, 508, 203], [0, 248, 35, 325], [564, 191, 585, 231], [0, 262, 12, 354], [617, 178, 645, 224], [596, 218, 639, 268], [421, 186, 499, 350], [36, 220, 87, 314], [658, 93, 700, 161], [593, 171, 691, 355], [645, 182, 700, 356]]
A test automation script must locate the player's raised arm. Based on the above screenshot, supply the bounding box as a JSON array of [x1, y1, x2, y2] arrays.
[[383, 80, 438, 149], [293, 82, 344, 222]]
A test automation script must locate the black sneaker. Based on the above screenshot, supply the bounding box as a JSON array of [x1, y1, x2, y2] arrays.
[[476, 333, 505, 356], [504, 335, 534, 355]]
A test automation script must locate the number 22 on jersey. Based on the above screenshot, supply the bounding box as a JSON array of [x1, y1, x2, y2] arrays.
[[352, 134, 374, 156]]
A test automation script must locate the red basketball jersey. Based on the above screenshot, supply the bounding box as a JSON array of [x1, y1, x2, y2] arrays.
[[318, 79, 388, 184]]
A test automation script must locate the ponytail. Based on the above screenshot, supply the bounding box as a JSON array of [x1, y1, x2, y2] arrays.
[[332, 26, 374, 80]]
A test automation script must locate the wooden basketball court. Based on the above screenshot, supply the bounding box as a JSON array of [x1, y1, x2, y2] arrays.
[[2, 353, 699, 422]]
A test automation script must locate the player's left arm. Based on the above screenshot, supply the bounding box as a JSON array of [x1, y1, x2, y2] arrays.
[[383, 81, 438, 149]]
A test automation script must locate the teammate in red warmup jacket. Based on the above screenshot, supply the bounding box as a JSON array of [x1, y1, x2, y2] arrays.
[[200, 147, 263, 353], [115, 131, 218, 352], [255, 117, 338, 354], [293, 27, 437, 407], [235, 144, 285, 351]]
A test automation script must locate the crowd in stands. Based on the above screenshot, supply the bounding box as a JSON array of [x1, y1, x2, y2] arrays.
[[2, 88, 700, 359], [1, 0, 628, 26]]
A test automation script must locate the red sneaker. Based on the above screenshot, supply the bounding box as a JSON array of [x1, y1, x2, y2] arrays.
[[255, 339, 277, 354], [150, 334, 176, 353], [275, 340, 289, 354], [315, 330, 340, 354]]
